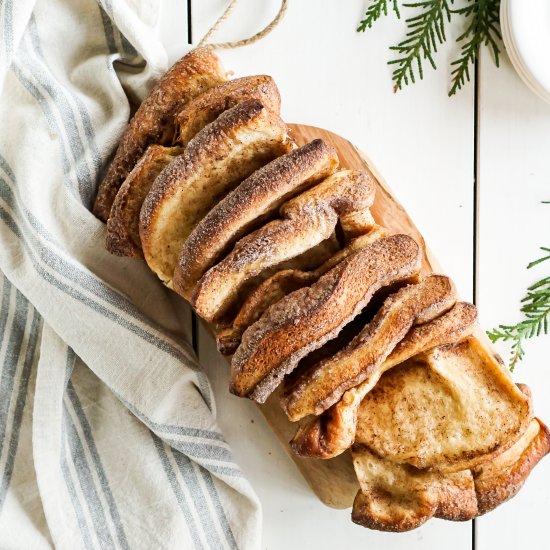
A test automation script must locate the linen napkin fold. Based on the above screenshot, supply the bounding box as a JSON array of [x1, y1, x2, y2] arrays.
[[0, 0, 261, 548]]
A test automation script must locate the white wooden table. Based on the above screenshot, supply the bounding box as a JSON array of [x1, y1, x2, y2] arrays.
[[158, 2, 550, 549]]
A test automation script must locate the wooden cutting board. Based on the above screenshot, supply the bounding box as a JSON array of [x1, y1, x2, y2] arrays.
[[213, 123, 495, 510]]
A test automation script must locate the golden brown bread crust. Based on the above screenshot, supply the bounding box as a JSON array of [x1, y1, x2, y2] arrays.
[[351, 445, 478, 532], [173, 75, 281, 145], [282, 274, 457, 422], [351, 417, 550, 532], [230, 234, 422, 402], [215, 224, 390, 355], [355, 338, 533, 473], [106, 145, 183, 258], [173, 139, 339, 300], [93, 47, 226, 222], [312, 224, 390, 274], [216, 269, 314, 355], [290, 301, 478, 459], [473, 418, 550, 515], [139, 100, 295, 286], [291, 392, 360, 461], [192, 170, 377, 322], [206, 232, 339, 317]]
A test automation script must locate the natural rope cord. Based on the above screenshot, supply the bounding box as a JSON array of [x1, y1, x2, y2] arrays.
[[198, 0, 288, 50]]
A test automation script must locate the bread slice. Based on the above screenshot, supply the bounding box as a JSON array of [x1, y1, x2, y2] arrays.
[[208, 233, 340, 320], [355, 338, 532, 472], [473, 417, 550, 514], [93, 47, 226, 222], [215, 225, 389, 355], [173, 139, 339, 300], [290, 301, 478, 459], [173, 75, 281, 145], [139, 100, 295, 286], [192, 170, 376, 322], [216, 270, 313, 355], [230, 234, 422, 402], [282, 274, 457, 422], [351, 417, 550, 532], [106, 145, 183, 257], [351, 445, 478, 532]]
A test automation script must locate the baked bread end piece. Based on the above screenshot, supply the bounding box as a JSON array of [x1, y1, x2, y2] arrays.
[[351, 417, 550, 532], [93, 47, 226, 222], [106, 145, 183, 258], [351, 445, 478, 532]]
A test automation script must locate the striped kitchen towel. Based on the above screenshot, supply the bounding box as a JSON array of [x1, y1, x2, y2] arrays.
[[0, 0, 261, 549]]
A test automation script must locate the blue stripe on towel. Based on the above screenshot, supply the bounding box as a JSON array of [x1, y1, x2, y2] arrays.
[[17, 33, 94, 204], [65, 352, 129, 549], [197, 467, 238, 549], [59, 348, 96, 550], [172, 451, 237, 550], [0, 291, 29, 467], [151, 433, 205, 549], [28, 16, 103, 176], [63, 404, 115, 549], [2, 0, 13, 61], [0, 283, 42, 513]]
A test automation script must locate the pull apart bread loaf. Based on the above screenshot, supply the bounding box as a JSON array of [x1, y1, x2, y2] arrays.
[[94, 48, 549, 532]]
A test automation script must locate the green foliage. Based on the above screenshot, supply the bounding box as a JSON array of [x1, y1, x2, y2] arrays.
[[488, 247, 550, 371], [357, 0, 401, 31], [357, 0, 503, 96], [449, 0, 502, 95], [389, 1, 452, 90]]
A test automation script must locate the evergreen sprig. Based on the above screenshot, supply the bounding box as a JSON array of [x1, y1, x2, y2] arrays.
[[389, 1, 452, 91], [488, 247, 550, 371], [449, 0, 502, 95], [357, 0, 400, 31], [357, 0, 503, 96]]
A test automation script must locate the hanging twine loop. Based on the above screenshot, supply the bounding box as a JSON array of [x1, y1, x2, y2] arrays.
[[198, 0, 288, 50]]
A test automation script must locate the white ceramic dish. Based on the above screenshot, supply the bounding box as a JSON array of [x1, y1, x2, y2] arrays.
[[501, 0, 550, 104]]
